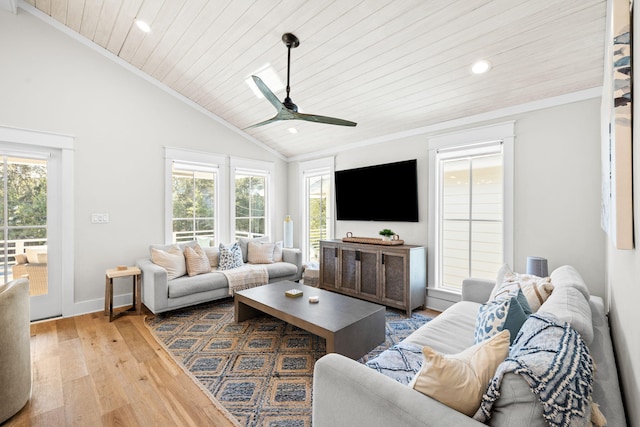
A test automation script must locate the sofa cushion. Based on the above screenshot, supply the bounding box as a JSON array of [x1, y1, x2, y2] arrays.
[[490, 265, 553, 312], [474, 292, 529, 345], [25, 246, 47, 264], [248, 241, 275, 264], [489, 373, 546, 427], [168, 271, 228, 298], [218, 242, 244, 270], [403, 301, 478, 354], [151, 246, 186, 280], [184, 244, 211, 277], [265, 262, 298, 279], [550, 265, 590, 300], [537, 286, 593, 344], [408, 329, 510, 417]]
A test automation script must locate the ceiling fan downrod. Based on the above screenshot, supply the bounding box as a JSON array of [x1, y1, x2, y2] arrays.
[[282, 33, 299, 112]]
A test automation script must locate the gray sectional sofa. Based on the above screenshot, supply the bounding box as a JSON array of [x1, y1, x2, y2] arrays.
[[313, 265, 627, 426], [136, 240, 302, 314]]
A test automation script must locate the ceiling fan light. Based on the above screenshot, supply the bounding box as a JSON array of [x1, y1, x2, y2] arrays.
[[135, 19, 151, 33], [471, 59, 491, 74]]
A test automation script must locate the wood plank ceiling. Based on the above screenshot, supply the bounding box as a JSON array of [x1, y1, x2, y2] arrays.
[[24, 0, 607, 159]]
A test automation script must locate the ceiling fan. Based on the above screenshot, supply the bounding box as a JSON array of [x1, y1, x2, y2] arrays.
[[244, 33, 357, 129]]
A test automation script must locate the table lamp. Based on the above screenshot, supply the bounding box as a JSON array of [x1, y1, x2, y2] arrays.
[[526, 256, 548, 277]]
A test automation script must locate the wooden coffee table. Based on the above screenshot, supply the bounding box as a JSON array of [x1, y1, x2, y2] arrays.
[[234, 281, 385, 359]]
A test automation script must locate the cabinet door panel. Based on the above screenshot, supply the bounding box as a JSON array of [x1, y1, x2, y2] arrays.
[[340, 248, 357, 292], [320, 244, 338, 289], [383, 252, 406, 303], [360, 250, 378, 297]]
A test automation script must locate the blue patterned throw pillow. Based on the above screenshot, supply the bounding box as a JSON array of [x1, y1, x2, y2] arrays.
[[474, 293, 530, 345], [218, 242, 244, 270]]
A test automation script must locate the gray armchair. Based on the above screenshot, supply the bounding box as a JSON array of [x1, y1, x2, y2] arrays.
[[0, 278, 31, 423]]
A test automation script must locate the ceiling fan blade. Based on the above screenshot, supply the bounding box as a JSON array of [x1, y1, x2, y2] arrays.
[[251, 75, 284, 112], [294, 112, 357, 127], [243, 116, 281, 130]]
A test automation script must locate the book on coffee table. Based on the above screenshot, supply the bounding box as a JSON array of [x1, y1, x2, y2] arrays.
[[285, 289, 303, 298]]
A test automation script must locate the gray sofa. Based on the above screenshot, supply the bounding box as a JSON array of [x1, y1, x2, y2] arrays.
[[313, 265, 627, 426], [136, 241, 302, 314]]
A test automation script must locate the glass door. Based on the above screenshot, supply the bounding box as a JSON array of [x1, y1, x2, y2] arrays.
[[0, 153, 61, 320]]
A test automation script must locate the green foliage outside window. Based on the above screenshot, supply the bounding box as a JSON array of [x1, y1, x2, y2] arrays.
[[235, 174, 266, 238], [1, 159, 48, 241], [172, 168, 215, 242]]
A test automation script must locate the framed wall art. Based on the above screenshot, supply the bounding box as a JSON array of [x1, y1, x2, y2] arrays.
[[602, 0, 634, 250]]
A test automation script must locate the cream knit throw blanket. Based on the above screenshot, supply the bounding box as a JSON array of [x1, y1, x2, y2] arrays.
[[222, 264, 269, 295]]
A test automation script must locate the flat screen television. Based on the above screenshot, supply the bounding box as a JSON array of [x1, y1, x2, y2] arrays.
[[335, 159, 419, 222]]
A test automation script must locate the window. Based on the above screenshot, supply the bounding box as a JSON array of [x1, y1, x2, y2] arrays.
[[428, 122, 514, 295], [438, 143, 503, 289], [165, 148, 227, 244], [231, 158, 274, 241], [172, 163, 217, 243], [235, 172, 266, 239], [300, 158, 334, 263]]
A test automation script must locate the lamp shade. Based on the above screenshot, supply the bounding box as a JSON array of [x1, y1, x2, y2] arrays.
[[526, 256, 548, 277]]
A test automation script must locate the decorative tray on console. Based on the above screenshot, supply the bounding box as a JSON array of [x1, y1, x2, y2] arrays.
[[341, 232, 405, 246]]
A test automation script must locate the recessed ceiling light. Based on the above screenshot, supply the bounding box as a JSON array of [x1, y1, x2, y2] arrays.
[[135, 19, 151, 33], [288, 127, 298, 134], [471, 59, 491, 74]]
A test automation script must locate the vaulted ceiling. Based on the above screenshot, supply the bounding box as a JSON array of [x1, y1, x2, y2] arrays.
[[20, 0, 606, 159]]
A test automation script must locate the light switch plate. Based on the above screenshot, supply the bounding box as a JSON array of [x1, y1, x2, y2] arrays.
[[91, 213, 109, 224]]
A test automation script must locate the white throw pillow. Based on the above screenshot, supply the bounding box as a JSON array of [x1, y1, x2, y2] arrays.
[[203, 246, 219, 268], [25, 246, 47, 264], [490, 265, 553, 312], [273, 240, 284, 262], [196, 236, 212, 248], [151, 246, 186, 280]]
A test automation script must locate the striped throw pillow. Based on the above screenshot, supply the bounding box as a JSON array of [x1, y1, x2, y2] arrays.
[[248, 241, 276, 264], [184, 244, 211, 276]]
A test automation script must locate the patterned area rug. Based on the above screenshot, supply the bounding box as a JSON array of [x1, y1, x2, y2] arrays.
[[145, 297, 430, 427]]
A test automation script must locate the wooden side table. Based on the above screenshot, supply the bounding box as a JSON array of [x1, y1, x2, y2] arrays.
[[105, 266, 142, 322]]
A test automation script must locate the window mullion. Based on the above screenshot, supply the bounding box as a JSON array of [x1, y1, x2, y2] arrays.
[[469, 157, 474, 278]]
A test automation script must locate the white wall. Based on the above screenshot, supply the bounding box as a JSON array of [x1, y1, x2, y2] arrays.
[[290, 97, 606, 298], [0, 10, 288, 314]]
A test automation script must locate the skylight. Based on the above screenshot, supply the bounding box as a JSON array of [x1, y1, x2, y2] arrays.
[[246, 64, 284, 98]]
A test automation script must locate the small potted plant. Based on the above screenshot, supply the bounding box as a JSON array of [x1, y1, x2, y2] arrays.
[[379, 229, 395, 241]]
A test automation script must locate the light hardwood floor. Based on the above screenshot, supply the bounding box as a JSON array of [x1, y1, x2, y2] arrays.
[[5, 306, 440, 426], [4, 310, 238, 427]]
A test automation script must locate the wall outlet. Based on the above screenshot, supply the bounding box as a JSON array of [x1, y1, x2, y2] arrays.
[[91, 213, 109, 224]]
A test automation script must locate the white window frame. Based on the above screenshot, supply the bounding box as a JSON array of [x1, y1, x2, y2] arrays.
[[164, 148, 228, 244], [230, 157, 274, 240], [428, 122, 514, 299], [299, 157, 335, 263]]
